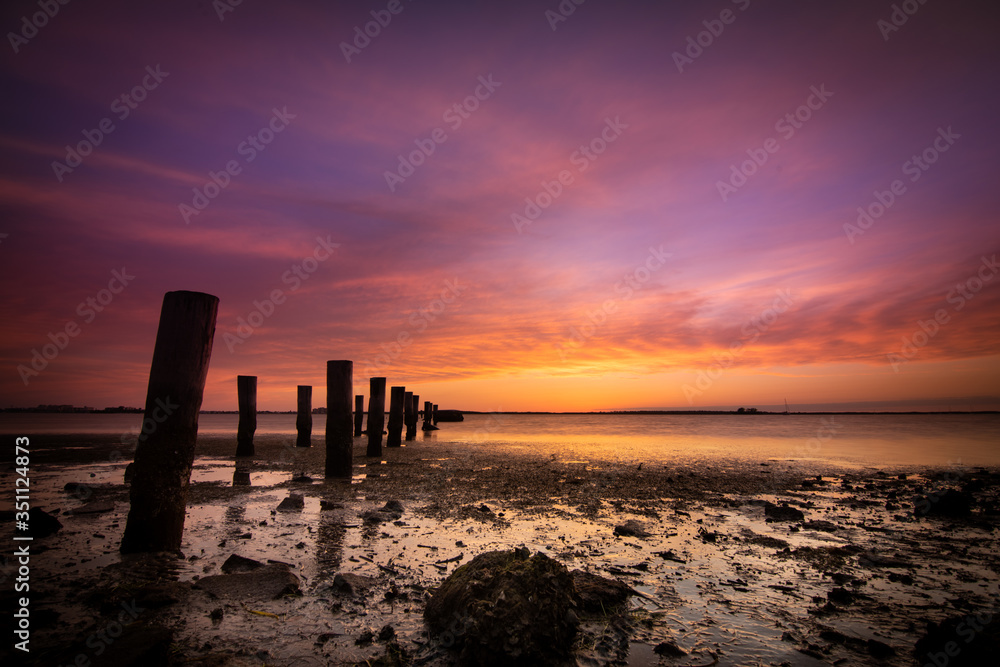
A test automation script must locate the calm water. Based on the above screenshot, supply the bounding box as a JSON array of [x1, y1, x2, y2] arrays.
[[1, 412, 997, 467]]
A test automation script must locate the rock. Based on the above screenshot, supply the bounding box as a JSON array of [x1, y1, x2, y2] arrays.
[[333, 572, 377, 597], [918, 488, 972, 517], [915, 613, 1000, 666], [424, 549, 579, 666], [802, 520, 839, 532], [124, 461, 135, 483], [355, 630, 375, 646], [27, 507, 63, 538], [613, 520, 650, 537], [859, 551, 913, 568], [764, 502, 804, 522], [221, 554, 264, 574], [653, 640, 687, 657], [435, 409, 464, 422], [570, 570, 636, 612], [291, 474, 313, 483], [362, 500, 404, 524], [867, 638, 896, 659], [276, 493, 305, 512], [378, 624, 396, 641], [196, 564, 300, 600], [827, 587, 855, 605]]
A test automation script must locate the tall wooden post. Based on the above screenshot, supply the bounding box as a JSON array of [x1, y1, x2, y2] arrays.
[[432, 403, 439, 425], [121, 290, 218, 554], [296, 385, 312, 447], [404, 391, 414, 441], [387, 386, 405, 447], [326, 361, 353, 479], [354, 395, 364, 437], [423, 401, 432, 427], [236, 375, 256, 456], [366, 377, 386, 457]]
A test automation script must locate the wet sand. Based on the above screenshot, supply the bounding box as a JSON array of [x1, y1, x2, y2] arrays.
[[2, 432, 999, 666]]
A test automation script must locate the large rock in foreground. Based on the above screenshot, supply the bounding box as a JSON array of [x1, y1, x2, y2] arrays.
[[196, 563, 300, 601], [424, 549, 579, 666]]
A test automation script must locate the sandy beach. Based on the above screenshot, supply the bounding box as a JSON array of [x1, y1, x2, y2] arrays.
[[3, 430, 998, 666]]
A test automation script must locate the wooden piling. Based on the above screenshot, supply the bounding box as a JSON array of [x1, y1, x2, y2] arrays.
[[236, 375, 257, 457], [354, 395, 364, 437], [366, 377, 386, 457], [423, 401, 432, 426], [325, 361, 353, 479], [387, 386, 405, 447], [296, 385, 312, 447], [404, 391, 414, 441], [432, 403, 439, 425], [120, 290, 218, 554]]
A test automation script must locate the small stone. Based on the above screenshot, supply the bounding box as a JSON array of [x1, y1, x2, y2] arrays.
[[277, 493, 305, 512], [654, 640, 687, 657]]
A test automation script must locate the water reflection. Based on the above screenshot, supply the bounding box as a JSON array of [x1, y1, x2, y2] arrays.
[[232, 457, 252, 486]]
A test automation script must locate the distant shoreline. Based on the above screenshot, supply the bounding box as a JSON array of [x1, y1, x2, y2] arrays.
[[2, 408, 997, 416]]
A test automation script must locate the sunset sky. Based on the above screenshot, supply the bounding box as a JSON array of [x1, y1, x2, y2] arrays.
[[1, 0, 998, 412]]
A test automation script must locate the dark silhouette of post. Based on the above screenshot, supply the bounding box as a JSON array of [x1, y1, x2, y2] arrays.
[[404, 391, 414, 441], [296, 385, 312, 447], [423, 401, 432, 427], [354, 395, 364, 437], [121, 290, 218, 554], [366, 377, 386, 457], [387, 386, 405, 447], [432, 403, 439, 425], [236, 375, 256, 456], [326, 361, 353, 478]]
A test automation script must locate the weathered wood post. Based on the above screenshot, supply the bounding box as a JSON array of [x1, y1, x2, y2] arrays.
[[404, 391, 414, 441], [325, 361, 353, 479], [120, 290, 218, 554], [432, 403, 439, 425], [296, 385, 312, 447], [354, 395, 364, 437], [423, 401, 432, 427], [387, 386, 405, 447], [236, 375, 256, 456], [366, 377, 386, 457]]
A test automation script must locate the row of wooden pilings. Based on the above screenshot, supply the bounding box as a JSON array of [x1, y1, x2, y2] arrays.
[[234, 371, 441, 477], [119, 290, 441, 555]]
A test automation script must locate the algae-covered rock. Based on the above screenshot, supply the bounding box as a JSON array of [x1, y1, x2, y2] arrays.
[[424, 548, 579, 665]]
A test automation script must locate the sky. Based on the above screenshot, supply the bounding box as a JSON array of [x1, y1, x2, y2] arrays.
[[1, 0, 998, 413]]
